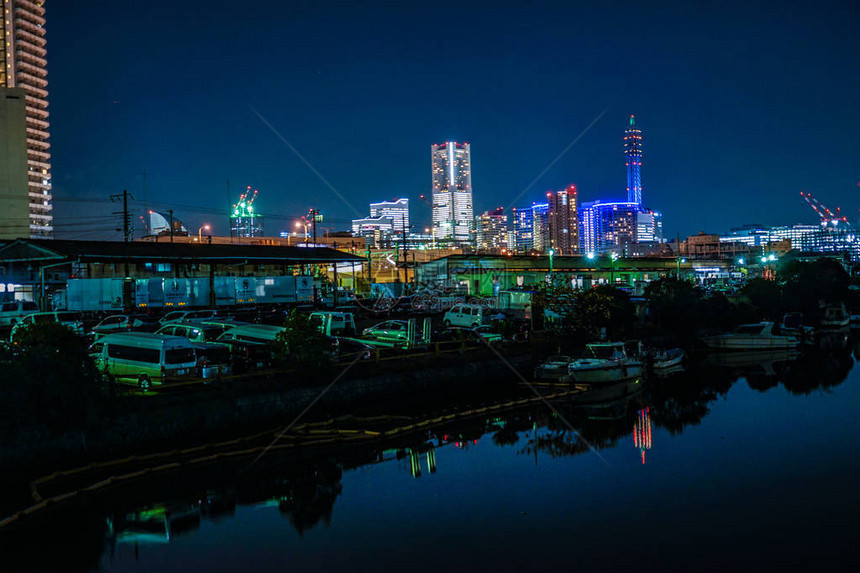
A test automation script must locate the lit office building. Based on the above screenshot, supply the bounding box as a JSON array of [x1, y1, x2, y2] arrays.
[[546, 185, 580, 255], [636, 209, 663, 243], [531, 203, 550, 253], [578, 201, 639, 255], [512, 207, 534, 253], [351, 216, 396, 247], [0, 0, 52, 238], [370, 198, 409, 235], [475, 207, 508, 253], [431, 141, 474, 245]]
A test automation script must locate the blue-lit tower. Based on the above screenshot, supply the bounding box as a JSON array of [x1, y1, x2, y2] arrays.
[[624, 115, 643, 206]]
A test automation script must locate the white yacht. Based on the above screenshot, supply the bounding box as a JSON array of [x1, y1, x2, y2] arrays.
[[701, 322, 798, 350], [560, 342, 643, 384]]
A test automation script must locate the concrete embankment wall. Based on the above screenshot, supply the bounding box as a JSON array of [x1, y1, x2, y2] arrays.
[[0, 352, 531, 468]]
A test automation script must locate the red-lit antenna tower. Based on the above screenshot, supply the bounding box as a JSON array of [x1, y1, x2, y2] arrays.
[[800, 191, 849, 228]]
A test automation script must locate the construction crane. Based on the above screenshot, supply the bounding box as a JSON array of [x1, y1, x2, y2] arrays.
[[234, 185, 259, 214], [800, 191, 849, 228]]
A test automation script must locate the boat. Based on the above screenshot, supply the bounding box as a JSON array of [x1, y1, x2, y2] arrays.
[[651, 348, 685, 370], [534, 355, 574, 380], [779, 312, 815, 345], [701, 322, 798, 350], [820, 303, 850, 328], [560, 342, 643, 384]]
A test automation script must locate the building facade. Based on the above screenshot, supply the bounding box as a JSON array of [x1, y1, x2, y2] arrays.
[[0, 0, 52, 238], [546, 185, 580, 255], [531, 203, 550, 253], [369, 198, 409, 234], [351, 215, 396, 247], [431, 141, 474, 245], [578, 201, 640, 255], [475, 207, 507, 253], [624, 115, 643, 207], [0, 88, 29, 239], [511, 206, 534, 253]]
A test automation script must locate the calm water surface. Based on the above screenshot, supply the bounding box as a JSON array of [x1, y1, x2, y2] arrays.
[[6, 343, 860, 572]]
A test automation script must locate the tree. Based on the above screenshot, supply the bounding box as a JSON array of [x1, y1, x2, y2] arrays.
[[0, 322, 104, 429], [273, 310, 332, 370], [645, 277, 704, 337]]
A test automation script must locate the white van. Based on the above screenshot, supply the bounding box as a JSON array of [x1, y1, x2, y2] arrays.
[[443, 304, 487, 329], [0, 301, 39, 327], [89, 333, 198, 389], [308, 312, 356, 336], [216, 324, 286, 345]]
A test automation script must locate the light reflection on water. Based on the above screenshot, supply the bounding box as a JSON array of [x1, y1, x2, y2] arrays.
[[4, 341, 860, 573]]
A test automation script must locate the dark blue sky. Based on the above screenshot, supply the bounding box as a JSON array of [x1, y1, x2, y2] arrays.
[[48, 0, 859, 240]]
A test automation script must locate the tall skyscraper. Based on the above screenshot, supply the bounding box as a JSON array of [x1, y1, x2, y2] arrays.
[[624, 115, 643, 207], [531, 203, 550, 253], [0, 0, 52, 238], [546, 184, 580, 255], [431, 142, 474, 245]]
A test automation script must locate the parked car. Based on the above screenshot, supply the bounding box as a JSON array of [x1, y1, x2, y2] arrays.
[[362, 320, 411, 343], [472, 325, 504, 343], [92, 314, 160, 338], [329, 336, 373, 360], [191, 342, 233, 379], [182, 309, 221, 322], [211, 338, 273, 372], [156, 322, 225, 343], [443, 304, 496, 328], [199, 318, 251, 337], [0, 300, 39, 327], [88, 332, 198, 389], [308, 312, 356, 336], [216, 324, 286, 345], [10, 311, 85, 340], [434, 328, 485, 345]]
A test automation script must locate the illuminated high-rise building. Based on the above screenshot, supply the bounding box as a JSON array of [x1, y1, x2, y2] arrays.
[[578, 201, 639, 255], [431, 142, 474, 245], [624, 115, 643, 207], [0, 0, 52, 238], [531, 202, 550, 253], [511, 206, 534, 253], [546, 184, 580, 255], [475, 207, 507, 253]]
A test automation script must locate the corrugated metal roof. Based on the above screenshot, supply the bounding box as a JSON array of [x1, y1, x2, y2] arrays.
[[0, 239, 364, 264]]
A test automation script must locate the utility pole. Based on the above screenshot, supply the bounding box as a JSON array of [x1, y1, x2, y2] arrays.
[[168, 209, 174, 243], [308, 208, 320, 246], [110, 189, 134, 242]]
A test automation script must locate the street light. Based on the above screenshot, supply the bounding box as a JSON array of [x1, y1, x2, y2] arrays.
[[586, 252, 595, 260], [198, 224, 210, 242], [548, 248, 555, 273], [296, 220, 309, 243]]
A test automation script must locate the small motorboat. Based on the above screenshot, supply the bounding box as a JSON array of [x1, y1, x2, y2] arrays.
[[701, 322, 798, 350], [534, 355, 574, 381], [560, 342, 643, 384], [651, 347, 685, 370], [779, 312, 815, 345], [820, 303, 850, 328]]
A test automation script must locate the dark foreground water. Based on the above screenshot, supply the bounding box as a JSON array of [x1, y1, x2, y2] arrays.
[[3, 339, 860, 573]]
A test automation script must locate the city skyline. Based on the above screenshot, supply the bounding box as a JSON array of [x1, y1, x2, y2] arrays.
[[25, 1, 860, 241]]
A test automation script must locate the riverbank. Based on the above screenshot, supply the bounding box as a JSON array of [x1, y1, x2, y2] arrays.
[[0, 345, 533, 469]]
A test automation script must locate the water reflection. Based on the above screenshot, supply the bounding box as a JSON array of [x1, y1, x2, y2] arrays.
[[1, 342, 855, 572]]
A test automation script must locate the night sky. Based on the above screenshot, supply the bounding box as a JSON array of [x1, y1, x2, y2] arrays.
[[47, 0, 859, 240]]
